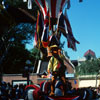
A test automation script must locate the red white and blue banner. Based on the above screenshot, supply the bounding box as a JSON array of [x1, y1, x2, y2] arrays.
[[35, 0, 68, 19]]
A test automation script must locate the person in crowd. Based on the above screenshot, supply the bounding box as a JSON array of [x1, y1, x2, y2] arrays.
[[97, 84, 100, 98]]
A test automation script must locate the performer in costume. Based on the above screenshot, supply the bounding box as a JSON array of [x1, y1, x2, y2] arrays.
[[47, 45, 66, 96]]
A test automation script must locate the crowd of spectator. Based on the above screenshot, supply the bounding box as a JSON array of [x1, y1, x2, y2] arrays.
[[0, 81, 26, 100], [0, 80, 100, 100]]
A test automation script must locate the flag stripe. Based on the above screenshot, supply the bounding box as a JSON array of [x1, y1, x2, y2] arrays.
[[60, 0, 65, 12], [35, 0, 46, 19], [57, 10, 79, 51], [41, 0, 47, 18], [51, 0, 57, 18], [36, 11, 40, 32], [35, 0, 67, 19], [41, 11, 50, 48], [56, 0, 62, 17], [33, 11, 40, 46]]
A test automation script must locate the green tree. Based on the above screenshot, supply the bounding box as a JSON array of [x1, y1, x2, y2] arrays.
[[0, 23, 35, 74], [76, 59, 100, 75], [30, 47, 41, 60], [0, 0, 39, 74]]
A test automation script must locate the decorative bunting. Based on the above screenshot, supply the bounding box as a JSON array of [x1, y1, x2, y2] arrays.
[[33, 11, 43, 48], [33, 0, 81, 50], [57, 10, 79, 51], [41, 11, 50, 48], [35, 0, 67, 30], [64, 9, 80, 51]]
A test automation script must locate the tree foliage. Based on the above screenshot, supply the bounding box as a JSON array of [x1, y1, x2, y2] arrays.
[[30, 47, 41, 60], [0, 0, 39, 74], [0, 23, 35, 74], [76, 59, 100, 75]]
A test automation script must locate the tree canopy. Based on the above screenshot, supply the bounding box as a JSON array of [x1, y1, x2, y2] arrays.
[[76, 58, 100, 75], [0, 23, 36, 74], [0, 0, 39, 74]]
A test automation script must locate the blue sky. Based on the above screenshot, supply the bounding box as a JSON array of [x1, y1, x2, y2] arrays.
[[27, 0, 100, 60], [62, 0, 100, 60]]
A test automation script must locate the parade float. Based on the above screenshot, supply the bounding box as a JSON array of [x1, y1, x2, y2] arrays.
[[23, 0, 84, 100]]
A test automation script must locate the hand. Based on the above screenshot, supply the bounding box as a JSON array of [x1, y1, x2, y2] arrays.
[[41, 75, 46, 78]]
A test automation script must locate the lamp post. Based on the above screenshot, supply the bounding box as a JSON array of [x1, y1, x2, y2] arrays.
[[96, 70, 100, 88], [0, 66, 3, 82], [25, 60, 31, 85]]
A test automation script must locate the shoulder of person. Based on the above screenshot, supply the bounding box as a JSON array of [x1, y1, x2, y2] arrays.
[[49, 56, 54, 63], [50, 56, 54, 60]]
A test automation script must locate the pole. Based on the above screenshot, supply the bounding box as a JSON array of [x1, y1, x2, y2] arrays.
[[96, 70, 100, 88], [0, 72, 3, 82], [0, 64, 3, 82], [96, 75, 98, 88], [27, 72, 29, 85]]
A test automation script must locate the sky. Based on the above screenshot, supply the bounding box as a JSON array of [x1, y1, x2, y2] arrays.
[[62, 0, 100, 60], [27, 0, 100, 60]]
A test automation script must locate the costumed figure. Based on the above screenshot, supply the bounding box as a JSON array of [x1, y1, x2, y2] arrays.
[[47, 45, 66, 96]]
